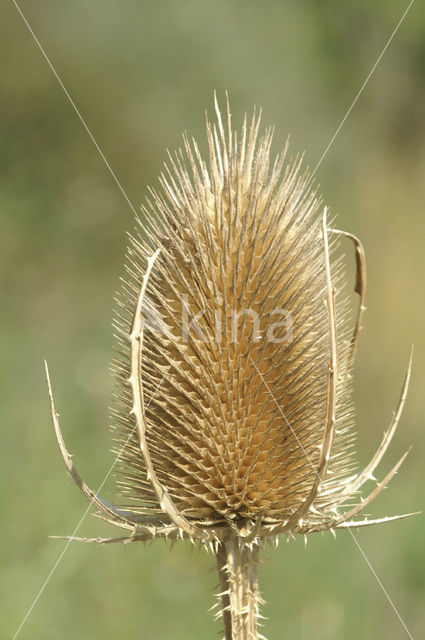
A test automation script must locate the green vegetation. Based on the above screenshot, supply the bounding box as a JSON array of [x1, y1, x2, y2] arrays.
[[1, 2, 424, 638]]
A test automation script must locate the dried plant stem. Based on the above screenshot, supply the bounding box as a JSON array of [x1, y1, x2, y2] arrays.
[[47, 99, 414, 640], [216, 538, 261, 640]]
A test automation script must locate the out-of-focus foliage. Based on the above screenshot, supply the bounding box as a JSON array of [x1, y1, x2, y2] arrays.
[[1, 2, 424, 639]]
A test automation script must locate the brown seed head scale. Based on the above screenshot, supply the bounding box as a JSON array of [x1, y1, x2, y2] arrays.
[[47, 97, 415, 639]]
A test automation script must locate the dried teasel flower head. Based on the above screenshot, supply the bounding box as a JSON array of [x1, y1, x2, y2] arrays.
[[48, 96, 414, 639]]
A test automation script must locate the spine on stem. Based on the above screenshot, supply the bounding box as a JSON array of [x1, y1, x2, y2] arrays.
[[215, 537, 261, 640]]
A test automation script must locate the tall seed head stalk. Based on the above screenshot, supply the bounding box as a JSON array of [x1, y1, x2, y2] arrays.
[[47, 96, 414, 640]]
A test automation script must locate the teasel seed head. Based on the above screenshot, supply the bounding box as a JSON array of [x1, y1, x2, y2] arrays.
[[47, 95, 415, 639]]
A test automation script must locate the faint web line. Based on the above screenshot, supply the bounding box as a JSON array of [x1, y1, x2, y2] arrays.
[[11, 0, 415, 637], [349, 528, 414, 639], [308, 0, 415, 182], [250, 358, 413, 640], [12, 0, 415, 218], [11, 0, 138, 218], [12, 362, 174, 640]]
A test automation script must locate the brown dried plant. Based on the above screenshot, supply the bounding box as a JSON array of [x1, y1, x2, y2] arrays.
[[47, 98, 414, 640]]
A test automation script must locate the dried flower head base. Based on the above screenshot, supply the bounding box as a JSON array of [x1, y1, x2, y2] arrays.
[[47, 97, 414, 639]]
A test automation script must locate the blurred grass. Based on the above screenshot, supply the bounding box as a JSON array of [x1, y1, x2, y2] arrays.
[[1, 1, 424, 639]]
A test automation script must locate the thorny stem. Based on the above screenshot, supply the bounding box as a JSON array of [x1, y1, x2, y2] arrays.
[[215, 537, 261, 640]]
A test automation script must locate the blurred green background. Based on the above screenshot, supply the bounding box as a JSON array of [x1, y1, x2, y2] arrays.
[[1, 1, 424, 639]]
